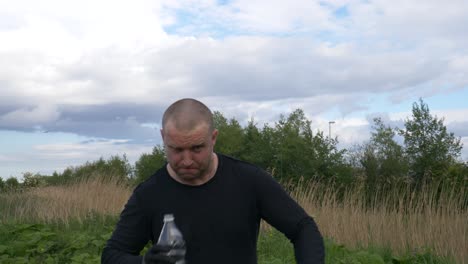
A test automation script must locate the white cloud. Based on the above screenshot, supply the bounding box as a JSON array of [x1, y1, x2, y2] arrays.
[[0, 105, 60, 128], [0, 154, 20, 162], [1, 0, 467, 113], [347, 0, 468, 41], [0, 138, 154, 177], [388, 108, 468, 125], [1, 0, 468, 177], [433, 109, 468, 123], [229, 0, 331, 33], [1, 0, 170, 50], [0, 0, 176, 108], [33, 139, 147, 159], [461, 137, 468, 160]]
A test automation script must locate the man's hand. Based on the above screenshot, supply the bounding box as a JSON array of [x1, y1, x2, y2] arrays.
[[142, 244, 178, 264]]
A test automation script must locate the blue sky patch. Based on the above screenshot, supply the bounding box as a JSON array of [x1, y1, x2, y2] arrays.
[[217, 0, 231, 6], [334, 6, 349, 18]]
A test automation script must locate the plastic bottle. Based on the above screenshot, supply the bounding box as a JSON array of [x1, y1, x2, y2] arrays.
[[157, 214, 186, 264]]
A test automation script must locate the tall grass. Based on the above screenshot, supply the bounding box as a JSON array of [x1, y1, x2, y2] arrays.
[[0, 177, 466, 262], [0, 177, 132, 225], [289, 180, 467, 263]]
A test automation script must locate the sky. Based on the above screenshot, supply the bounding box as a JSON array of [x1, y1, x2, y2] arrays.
[[1, 0, 467, 180]]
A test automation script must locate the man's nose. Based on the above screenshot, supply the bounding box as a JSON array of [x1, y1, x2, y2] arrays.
[[181, 151, 193, 166]]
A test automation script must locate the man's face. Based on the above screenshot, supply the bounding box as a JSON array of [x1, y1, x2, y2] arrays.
[[161, 122, 218, 183]]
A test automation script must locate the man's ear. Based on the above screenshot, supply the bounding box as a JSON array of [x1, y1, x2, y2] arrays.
[[160, 128, 164, 141], [212, 129, 218, 144]]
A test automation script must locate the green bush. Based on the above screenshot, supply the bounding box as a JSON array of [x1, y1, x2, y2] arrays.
[[0, 223, 455, 264], [134, 145, 166, 184]]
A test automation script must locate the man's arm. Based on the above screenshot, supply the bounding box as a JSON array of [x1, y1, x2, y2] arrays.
[[290, 217, 325, 263], [254, 168, 325, 263], [102, 188, 152, 264]]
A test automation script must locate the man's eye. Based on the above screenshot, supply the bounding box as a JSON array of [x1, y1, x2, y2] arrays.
[[193, 146, 203, 152]]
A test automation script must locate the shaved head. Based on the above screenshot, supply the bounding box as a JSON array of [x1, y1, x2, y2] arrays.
[[162, 98, 214, 132], [161, 98, 218, 186]]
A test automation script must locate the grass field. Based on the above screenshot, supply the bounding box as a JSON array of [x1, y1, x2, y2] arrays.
[[289, 180, 467, 263], [0, 177, 465, 263]]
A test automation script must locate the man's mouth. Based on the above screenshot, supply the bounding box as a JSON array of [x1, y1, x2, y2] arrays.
[[179, 168, 198, 172]]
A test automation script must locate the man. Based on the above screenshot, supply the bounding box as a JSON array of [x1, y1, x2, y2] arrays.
[[102, 98, 324, 264]]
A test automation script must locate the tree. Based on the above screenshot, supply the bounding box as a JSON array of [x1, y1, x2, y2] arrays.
[[271, 109, 314, 179], [42, 171, 69, 186], [399, 99, 463, 185], [361, 118, 408, 184], [0, 177, 4, 192], [56, 155, 132, 183], [446, 161, 468, 188], [239, 119, 275, 170], [106, 154, 133, 181], [358, 118, 409, 206], [5, 177, 20, 191], [213, 111, 244, 158], [22, 172, 45, 188], [268, 109, 350, 182], [135, 145, 166, 184]]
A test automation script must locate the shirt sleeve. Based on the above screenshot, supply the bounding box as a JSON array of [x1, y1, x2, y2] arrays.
[[253, 168, 325, 264], [101, 186, 152, 264]]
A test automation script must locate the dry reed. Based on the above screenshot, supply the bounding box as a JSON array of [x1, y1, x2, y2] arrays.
[[1, 176, 466, 262], [0, 177, 132, 225], [292, 180, 467, 263]]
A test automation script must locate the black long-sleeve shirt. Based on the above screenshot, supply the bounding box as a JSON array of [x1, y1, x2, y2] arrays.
[[102, 154, 324, 264]]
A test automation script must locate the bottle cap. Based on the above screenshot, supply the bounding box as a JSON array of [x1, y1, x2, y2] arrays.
[[163, 214, 174, 222]]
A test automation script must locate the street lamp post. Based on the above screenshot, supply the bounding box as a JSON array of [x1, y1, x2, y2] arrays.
[[328, 121, 335, 139]]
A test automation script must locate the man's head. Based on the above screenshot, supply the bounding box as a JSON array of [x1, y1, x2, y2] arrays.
[[161, 98, 218, 185], [162, 98, 214, 133]]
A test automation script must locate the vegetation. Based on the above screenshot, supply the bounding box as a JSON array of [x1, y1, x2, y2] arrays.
[[134, 146, 166, 184], [258, 230, 453, 264], [0, 222, 454, 264], [0, 221, 112, 263], [0, 178, 131, 225], [1, 99, 464, 194], [399, 99, 464, 186], [0, 98, 466, 263], [0, 177, 464, 263]]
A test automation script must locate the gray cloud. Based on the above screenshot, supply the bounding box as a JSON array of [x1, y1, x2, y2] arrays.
[[0, 103, 166, 142], [0, 34, 465, 142], [0, 0, 467, 148], [448, 121, 468, 138], [58, 103, 165, 123], [0, 11, 26, 31], [145, 37, 453, 103], [2, 0, 468, 179], [47, 103, 165, 143]]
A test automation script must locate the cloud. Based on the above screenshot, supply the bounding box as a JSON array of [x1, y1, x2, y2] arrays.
[[33, 139, 150, 160], [348, 0, 468, 43], [0, 0, 467, 164], [0, 105, 60, 131], [449, 122, 468, 141], [227, 0, 332, 33], [0, 33, 465, 140], [144, 36, 453, 101], [388, 109, 468, 138], [0, 138, 155, 177], [460, 137, 468, 160], [161, 0, 332, 34], [0, 103, 165, 142]]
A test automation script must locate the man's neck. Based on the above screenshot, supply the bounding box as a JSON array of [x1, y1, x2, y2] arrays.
[[167, 153, 218, 186]]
